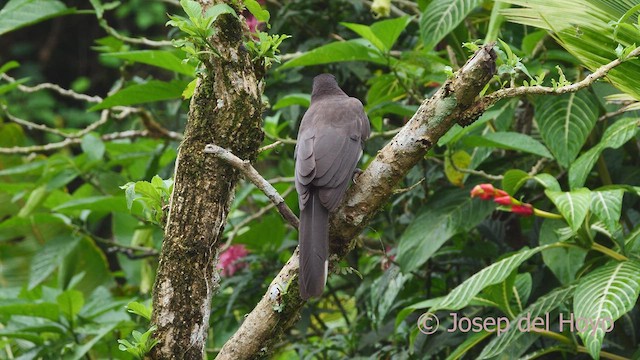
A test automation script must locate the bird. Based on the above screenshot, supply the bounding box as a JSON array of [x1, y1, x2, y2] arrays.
[[294, 73, 370, 300]]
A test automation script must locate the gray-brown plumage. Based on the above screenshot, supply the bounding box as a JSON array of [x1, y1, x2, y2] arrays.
[[295, 74, 370, 300]]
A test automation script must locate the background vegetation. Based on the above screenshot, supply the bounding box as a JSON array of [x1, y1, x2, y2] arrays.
[[0, 0, 639, 359]]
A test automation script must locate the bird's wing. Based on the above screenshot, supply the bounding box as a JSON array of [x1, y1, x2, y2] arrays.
[[295, 97, 369, 211]]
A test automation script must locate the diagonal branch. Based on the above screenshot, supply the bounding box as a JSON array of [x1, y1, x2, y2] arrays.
[[215, 44, 498, 360], [204, 144, 299, 229]]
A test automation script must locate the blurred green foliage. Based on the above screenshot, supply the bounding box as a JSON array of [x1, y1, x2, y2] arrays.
[[0, 0, 639, 359]]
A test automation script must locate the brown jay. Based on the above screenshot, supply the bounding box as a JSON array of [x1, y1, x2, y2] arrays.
[[294, 74, 371, 300]]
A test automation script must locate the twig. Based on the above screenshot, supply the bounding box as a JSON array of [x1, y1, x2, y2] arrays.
[[203, 144, 299, 229], [0, 129, 174, 154], [263, 132, 297, 145], [2, 73, 102, 103], [99, 20, 173, 47], [1, 105, 70, 137], [485, 46, 640, 105], [392, 177, 425, 194], [267, 176, 295, 184], [447, 151, 503, 181], [528, 158, 548, 176], [259, 140, 285, 152], [222, 186, 296, 251], [369, 127, 401, 139]]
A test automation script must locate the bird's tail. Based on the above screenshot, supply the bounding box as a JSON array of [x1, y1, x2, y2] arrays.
[[299, 190, 329, 300]]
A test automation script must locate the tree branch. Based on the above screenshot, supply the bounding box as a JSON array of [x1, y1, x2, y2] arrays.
[[204, 144, 299, 230], [484, 46, 640, 106], [215, 44, 498, 360]]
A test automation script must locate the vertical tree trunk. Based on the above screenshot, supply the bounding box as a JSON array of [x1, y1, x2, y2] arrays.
[[150, 2, 263, 358]]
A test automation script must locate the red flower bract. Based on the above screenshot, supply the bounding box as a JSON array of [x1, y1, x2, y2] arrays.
[[493, 195, 513, 206], [511, 204, 534, 216]]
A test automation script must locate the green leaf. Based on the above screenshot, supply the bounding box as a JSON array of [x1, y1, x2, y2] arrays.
[[67, 322, 117, 360], [420, 0, 483, 49], [431, 246, 549, 311], [272, 93, 310, 110], [126, 301, 152, 320], [502, 169, 529, 195], [371, 16, 412, 51], [53, 195, 128, 213], [182, 78, 197, 99], [539, 219, 587, 284], [180, 0, 202, 21], [341, 22, 386, 52], [0, 0, 73, 36], [395, 297, 443, 329], [533, 173, 560, 192], [535, 91, 599, 167], [243, 0, 269, 23], [446, 330, 493, 360], [81, 133, 105, 161], [569, 118, 639, 189], [17, 185, 48, 217], [574, 260, 640, 359], [590, 190, 624, 234], [29, 235, 81, 289], [545, 188, 591, 232], [89, 79, 190, 111], [0, 60, 19, 74], [464, 132, 553, 158], [478, 285, 576, 359], [501, 0, 640, 100], [279, 39, 385, 69], [0, 300, 60, 320], [568, 146, 602, 190], [57, 289, 85, 320], [102, 50, 196, 76], [396, 188, 495, 272]]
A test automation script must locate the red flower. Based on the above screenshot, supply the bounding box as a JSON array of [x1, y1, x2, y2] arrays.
[[493, 195, 513, 206], [217, 244, 249, 277], [510, 204, 534, 216]]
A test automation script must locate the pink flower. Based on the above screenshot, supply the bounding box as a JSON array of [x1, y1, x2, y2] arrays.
[[470, 184, 509, 200], [217, 244, 249, 277]]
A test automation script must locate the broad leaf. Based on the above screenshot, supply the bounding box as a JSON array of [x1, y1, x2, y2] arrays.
[[57, 289, 85, 320], [501, 169, 529, 195], [29, 235, 81, 289], [501, 0, 640, 99], [431, 246, 549, 311], [89, 80, 190, 111], [370, 16, 412, 52], [535, 91, 599, 167], [280, 39, 386, 69], [0, 0, 73, 36], [478, 285, 576, 359], [574, 260, 640, 359], [464, 132, 552, 158], [569, 117, 639, 189], [545, 188, 591, 232], [272, 93, 310, 110], [539, 219, 587, 284], [396, 188, 495, 272], [343, 16, 411, 52], [420, 0, 483, 49], [0, 300, 60, 320], [102, 50, 196, 76], [590, 190, 624, 234], [81, 133, 105, 161]]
